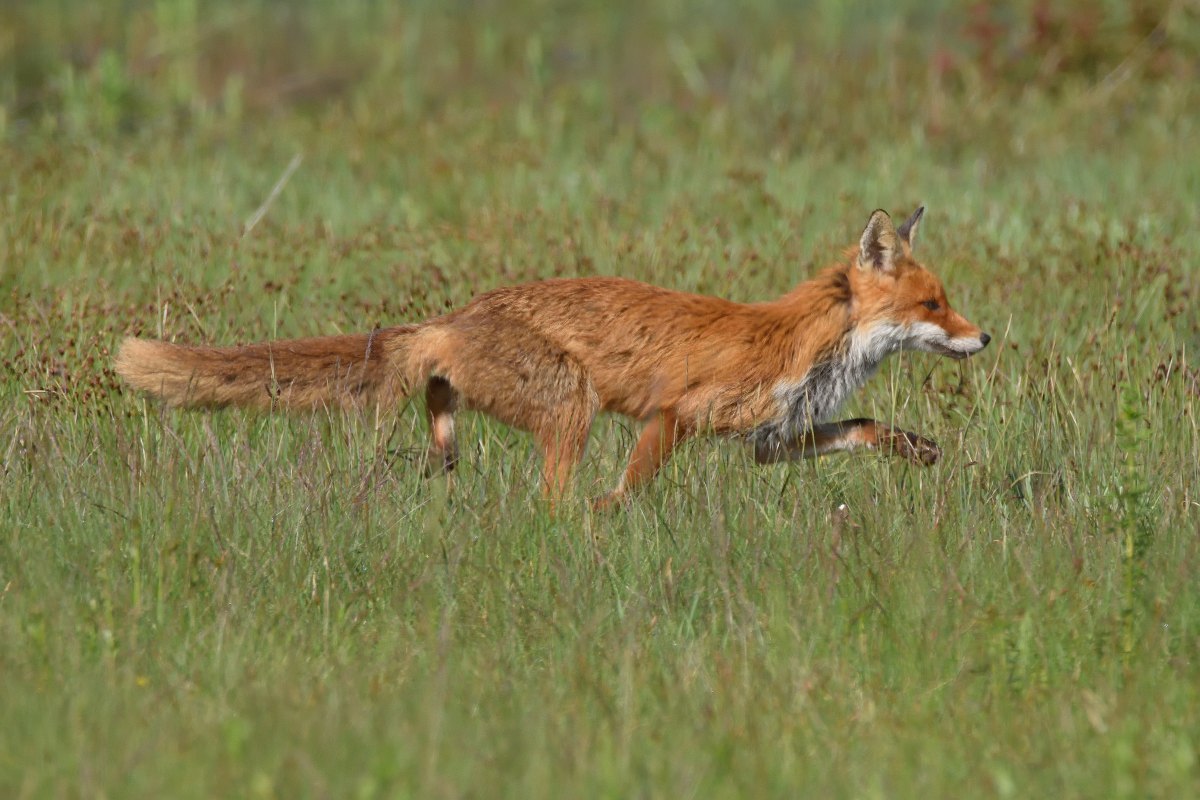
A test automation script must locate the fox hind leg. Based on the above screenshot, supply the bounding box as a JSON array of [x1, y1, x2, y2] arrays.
[[425, 376, 460, 474], [524, 357, 599, 502], [425, 318, 599, 501], [536, 404, 596, 502]]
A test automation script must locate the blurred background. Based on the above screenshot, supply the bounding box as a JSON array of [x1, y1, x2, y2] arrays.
[[3, 0, 1195, 147]]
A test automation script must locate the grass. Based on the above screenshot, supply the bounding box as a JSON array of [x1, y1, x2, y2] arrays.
[[2, 1, 1200, 796]]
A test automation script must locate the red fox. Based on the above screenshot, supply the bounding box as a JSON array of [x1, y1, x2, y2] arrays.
[[116, 207, 989, 507]]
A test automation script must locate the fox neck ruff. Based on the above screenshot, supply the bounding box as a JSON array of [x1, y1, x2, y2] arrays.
[[748, 321, 908, 454]]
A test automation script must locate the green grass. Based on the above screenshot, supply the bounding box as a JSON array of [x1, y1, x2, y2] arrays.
[[2, 1, 1200, 797]]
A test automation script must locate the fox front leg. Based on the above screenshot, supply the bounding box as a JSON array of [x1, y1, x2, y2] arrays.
[[753, 418, 941, 466], [592, 409, 692, 511]]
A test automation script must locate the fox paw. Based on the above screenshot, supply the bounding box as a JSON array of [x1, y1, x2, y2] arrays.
[[589, 490, 628, 512], [423, 448, 459, 477], [894, 431, 941, 466]]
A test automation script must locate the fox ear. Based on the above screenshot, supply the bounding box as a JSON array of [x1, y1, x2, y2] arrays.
[[857, 209, 900, 272], [897, 206, 924, 249]]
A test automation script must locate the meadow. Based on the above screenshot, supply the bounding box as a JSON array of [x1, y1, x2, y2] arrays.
[[2, 1, 1199, 796]]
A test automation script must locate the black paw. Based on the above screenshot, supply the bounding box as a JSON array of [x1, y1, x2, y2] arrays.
[[895, 431, 941, 466], [423, 448, 459, 477]]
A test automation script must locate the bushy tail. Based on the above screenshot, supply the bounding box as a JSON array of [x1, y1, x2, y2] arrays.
[[115, 326, 418, 411]]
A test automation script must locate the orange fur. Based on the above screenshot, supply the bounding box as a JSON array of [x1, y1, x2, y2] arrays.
[[116, 208, 989, 506]]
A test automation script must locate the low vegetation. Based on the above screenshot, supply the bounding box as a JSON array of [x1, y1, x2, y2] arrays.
[[2, 1, 1198, 796]]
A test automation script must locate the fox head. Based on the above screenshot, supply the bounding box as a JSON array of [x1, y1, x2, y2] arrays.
[[848, 207, 990, 361]]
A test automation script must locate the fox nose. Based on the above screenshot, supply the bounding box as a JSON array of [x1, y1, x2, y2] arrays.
[[980, 332, 991, 347]]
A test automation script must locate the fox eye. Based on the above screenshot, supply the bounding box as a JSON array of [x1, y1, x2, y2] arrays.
[[922, 299, 941, 311]]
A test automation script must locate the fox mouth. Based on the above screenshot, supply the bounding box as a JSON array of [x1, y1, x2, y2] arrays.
[[932, 342, 978, 359]]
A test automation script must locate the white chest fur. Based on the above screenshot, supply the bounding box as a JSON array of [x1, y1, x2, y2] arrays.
[[749, 322, 907, 450]]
